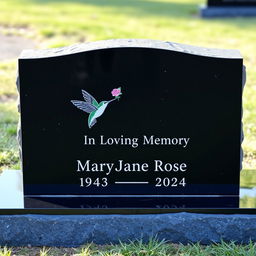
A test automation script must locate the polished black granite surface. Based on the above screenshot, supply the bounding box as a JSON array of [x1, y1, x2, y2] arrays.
[[18, 39, 244, 208]]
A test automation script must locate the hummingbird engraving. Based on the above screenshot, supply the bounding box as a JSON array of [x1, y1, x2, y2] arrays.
[[71, 88, 122, 128]]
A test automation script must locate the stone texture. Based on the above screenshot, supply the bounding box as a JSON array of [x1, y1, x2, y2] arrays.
[[19, 39, 242, 59], [241, 65, 246, 170], [16, 75, 22, 165], [200, 6, 256, 18], [1, 213, 256, 247]]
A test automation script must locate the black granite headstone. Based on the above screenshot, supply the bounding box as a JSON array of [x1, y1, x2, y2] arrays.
[[201, 0, 256, 17], [208, 0, 256, 6], [18, 39, 244, 209]]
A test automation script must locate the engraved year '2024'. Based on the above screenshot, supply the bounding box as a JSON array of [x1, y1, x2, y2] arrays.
[[79, 177, 186, 188]]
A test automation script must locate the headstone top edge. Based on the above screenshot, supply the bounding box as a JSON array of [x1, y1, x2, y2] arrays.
[[18, 39, 242, 60]]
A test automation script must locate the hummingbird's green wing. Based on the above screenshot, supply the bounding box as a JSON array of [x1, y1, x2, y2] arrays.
[[82, 90, 99, 108], [88, 112, 97, 128], [92, 100, 99, 108]]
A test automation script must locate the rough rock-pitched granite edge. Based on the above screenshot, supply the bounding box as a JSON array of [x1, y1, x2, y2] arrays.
[[16, 72, 22, 165], [1, 213, 256, 247], [241, 65, 246, 170], [19, 39, 242, 59]]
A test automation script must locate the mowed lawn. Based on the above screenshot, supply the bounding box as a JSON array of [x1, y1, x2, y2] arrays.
[[0, 0, 255, 191], [2, 239, 256, 256]]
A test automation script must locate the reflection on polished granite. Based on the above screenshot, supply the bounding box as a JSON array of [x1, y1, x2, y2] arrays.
[[0, 170, 255, 209], [240, 187, 256, 198], [0, 170, 24, 208]]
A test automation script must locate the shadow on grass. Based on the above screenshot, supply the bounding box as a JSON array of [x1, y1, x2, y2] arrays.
[[26, 0, 198, 18]]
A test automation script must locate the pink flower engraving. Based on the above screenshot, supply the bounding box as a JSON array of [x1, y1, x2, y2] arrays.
[[111, 87, 122, 97]]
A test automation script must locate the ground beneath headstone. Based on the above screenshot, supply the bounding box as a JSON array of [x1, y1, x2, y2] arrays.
[[0, 33, 36, 61]]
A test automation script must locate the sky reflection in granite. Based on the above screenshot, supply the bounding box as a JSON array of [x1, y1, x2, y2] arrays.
[[0, 170, 255, 209]]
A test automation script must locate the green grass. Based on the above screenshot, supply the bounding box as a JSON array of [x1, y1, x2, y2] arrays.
[[241, 169, 256, 188], [0, 62, 17, 98], [240, 196, 256, 208], [1, 239, 256, 255], [0, 102, 19, 171], [0, 247, 11, 256]]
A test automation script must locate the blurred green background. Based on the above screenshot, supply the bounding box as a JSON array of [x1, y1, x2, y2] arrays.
[[0, 0, 255, 207]]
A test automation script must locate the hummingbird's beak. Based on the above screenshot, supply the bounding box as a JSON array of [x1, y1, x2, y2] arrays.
[[108, 98, 117, 103]]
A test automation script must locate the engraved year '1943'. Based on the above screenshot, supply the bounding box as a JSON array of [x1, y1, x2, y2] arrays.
[[79, 177, 186, 187]]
